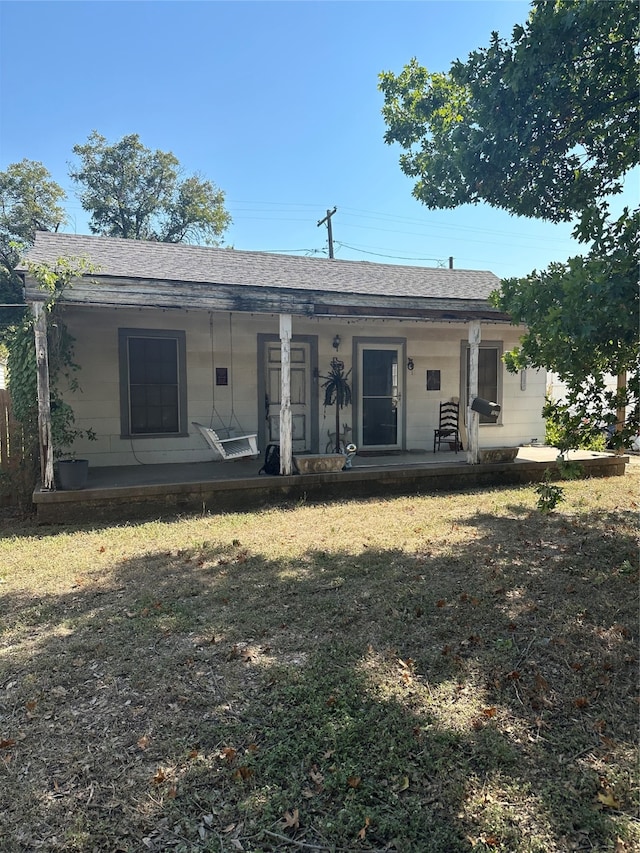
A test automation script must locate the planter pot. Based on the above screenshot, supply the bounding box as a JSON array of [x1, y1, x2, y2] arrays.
[[478, 447, 518, 464], [293, 454, 347, 474], [56, 459, 89, 490]]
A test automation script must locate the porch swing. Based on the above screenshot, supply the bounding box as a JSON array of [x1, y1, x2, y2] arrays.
[[192, 314, 259, 461]]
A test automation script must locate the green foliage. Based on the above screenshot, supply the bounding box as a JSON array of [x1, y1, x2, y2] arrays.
[[7, 258, 96, 459], [535, 473, 565, 514], [494, 209, 639, 447], [69, 131, 231, 245], [534, 456, 584, 513], [379, 1, 638, 225], [543, 398, 607, 455], [379, 0, 639, 441], [0, 160, 66, 331]]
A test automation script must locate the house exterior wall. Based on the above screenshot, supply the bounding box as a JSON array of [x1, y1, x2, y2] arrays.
[[58, 305, 546, 467]]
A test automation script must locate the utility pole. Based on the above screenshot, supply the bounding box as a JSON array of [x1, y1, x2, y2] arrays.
[[317, 206, 337, 259]]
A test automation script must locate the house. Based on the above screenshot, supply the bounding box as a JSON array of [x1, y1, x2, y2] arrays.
[[21, 232, 546, 489]]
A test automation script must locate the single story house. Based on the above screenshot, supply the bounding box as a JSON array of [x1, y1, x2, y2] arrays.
[[21, 232, 546, 489]]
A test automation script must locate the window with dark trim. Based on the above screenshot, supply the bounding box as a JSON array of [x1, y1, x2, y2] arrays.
[[118, 329, 187, 437], [461, 342, 502, 424]]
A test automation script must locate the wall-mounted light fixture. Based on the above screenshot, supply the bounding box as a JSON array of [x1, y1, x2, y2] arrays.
[[332, 334, 341, 350], [407, 357, 415, 371]]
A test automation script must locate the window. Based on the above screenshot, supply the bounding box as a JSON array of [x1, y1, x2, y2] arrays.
[[118, 329, 187, 437], [461, 342, 502, 424]]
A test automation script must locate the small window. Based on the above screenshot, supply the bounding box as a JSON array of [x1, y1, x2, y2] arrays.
[[119, 329, 187, 437], [461, 342, 502, 424]]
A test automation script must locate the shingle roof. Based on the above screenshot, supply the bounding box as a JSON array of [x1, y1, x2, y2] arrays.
[[24, 233, 500, 302]]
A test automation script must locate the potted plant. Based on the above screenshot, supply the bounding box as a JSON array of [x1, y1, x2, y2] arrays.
[[320, 357, 352, 454], [52, 397, 96, 490]]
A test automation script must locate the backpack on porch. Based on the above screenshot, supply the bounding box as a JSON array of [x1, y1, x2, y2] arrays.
[[258, 443, 281, 475]]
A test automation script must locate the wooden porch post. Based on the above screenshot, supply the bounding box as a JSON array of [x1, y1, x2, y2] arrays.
[[32, 301, 55, 490], [467, 320, 481, 465], [279, 313, 293, 475]]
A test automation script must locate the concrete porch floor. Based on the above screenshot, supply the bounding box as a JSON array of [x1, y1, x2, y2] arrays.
[[32, 447, 629, 524]]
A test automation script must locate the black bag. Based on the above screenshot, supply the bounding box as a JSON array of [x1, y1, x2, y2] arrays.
[[259, 443, 281, 475]]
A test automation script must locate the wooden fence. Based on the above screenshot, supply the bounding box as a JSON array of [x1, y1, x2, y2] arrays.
[[0, 387, 27, 504]]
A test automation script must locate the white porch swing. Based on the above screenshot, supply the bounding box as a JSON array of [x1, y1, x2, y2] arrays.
[[192, 314, 258, 461]]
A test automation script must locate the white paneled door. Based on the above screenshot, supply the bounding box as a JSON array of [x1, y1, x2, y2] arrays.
[[264, 341, 311, 452]]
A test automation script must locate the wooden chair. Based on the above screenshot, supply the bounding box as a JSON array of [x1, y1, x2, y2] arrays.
[[433, 401, 462, 453], [192, 422, 259, 460]]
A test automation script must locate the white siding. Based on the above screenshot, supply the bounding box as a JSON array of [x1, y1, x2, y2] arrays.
[[59, 307, 546, 466]]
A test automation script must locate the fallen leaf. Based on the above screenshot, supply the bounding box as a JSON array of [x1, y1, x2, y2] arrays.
[[398, 776, 410, 792], [282, 808, 300, 830], [152, 768, 166, 785], [309, 766, 324, 786], [347, 775, 361, 788], [137, 735, 150, 750], [220, 747, 237, 763], [597, 790, 621, 809], [482, 707, 497, 718], [357, 816, 371, 840], [573, 696, 589, 708], [0, 738, 16, 749], [232, 765, 253, 781], [534, 674, 549, 693]]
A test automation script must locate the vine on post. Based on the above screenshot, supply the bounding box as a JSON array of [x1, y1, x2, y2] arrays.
[[6, 257, 95, 496]]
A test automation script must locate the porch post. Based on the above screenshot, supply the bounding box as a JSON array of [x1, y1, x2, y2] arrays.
[[32, 301, 55, 490], [467, 320, 481, 465], [279, 313, 293, 475]]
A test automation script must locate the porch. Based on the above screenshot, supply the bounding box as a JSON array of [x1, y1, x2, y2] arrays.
[[33, 447, 628, 524]]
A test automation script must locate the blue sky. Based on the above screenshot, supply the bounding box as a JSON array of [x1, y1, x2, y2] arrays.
[[0, 0, 634, 279]]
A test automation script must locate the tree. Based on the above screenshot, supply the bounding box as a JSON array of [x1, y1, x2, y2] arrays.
[[69, 131, 231, 245], [379, 0, 639, 446], [0, 160, 67, 327]]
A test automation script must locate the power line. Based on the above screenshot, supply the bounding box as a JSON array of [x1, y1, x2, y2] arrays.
[[334, 242, 445, 264]]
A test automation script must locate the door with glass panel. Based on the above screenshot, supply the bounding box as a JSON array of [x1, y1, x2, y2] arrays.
[[357, 344, 403, 450]]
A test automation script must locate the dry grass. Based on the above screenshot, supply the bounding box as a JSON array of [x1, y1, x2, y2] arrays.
[[0, 468, 638, 852]]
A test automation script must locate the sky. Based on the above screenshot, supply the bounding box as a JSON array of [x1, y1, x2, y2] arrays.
[[0, 0, 635, 280]]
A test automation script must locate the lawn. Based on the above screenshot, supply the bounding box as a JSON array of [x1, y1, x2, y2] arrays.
[[1, 468, 638, 852]]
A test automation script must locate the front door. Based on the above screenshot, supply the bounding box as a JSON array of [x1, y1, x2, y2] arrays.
[[264, 340, 311, 452], [357, 343, 404, 450]]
